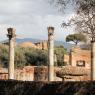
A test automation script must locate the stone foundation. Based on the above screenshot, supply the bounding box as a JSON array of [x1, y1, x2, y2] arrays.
[[0, 66, 90, 81]]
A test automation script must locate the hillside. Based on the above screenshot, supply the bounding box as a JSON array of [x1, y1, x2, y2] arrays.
[[17, 38, 73, 51], [0, 38, 73, 51]]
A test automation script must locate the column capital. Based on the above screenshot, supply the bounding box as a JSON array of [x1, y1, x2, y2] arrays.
[[47, 26, 54, 35], [91, 40, 95, 43], [7, 28, 16, 38]]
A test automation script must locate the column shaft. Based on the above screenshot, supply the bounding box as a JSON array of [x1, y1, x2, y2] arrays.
[[8, 38, 15, 79], [7, 28, 16, 80], [48, 26, 54, 81], [91, 41, 95, 80], [48, 39, 54, 81]]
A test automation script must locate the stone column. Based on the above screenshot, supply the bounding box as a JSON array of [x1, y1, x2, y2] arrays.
[[91, 41, 95, 80], [48, 26, 54, 81], [7, 28, 16, 79]]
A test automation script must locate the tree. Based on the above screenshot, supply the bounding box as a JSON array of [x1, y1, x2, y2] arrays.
[[70, 0, 95, 41], [54, 45, 67, 66], [51, 0, 95, 80], [15, 47, 26, 68], [51, 0, 95, 41], [0, 44, 8, 68], [66, 33, 87, 45], [24, 47, 48, 66]]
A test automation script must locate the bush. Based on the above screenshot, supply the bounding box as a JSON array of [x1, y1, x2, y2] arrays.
[[24, 47, 48, 66], [0, 44, 48, 68], [0, 44, 67, 68], [54, 45, 67, 66], [0, 44, 8, 68]]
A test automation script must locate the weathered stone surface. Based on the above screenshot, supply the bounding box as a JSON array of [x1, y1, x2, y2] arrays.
[[0, 66, 91, 81], [48, 26, 54, 81], [7, 28, 16, 79], [91, 41, 95, 80], [64, 46, 91, 69]]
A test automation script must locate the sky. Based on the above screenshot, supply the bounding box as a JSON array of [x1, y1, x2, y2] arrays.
[[0, 0, 74, 41]]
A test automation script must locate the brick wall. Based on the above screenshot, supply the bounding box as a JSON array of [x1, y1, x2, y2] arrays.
[[0, 66, 62, 81], [64, 46, 91, 69], [34, 41, 48, 50]]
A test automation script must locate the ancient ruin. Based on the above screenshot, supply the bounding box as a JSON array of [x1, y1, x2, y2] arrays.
[[48, 26, 54, 81], [91, 41, 95, 80], [0, 27, 94, 81], [7, 28, 16, 79]]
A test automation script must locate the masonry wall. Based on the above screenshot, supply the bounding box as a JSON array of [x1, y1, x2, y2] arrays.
[[71, 47, 91, 69], [64, 54, 70, 65], [0, 66, 90, 81], [0, 66, 62, 81], [34, 41, 48, 50], [64, 46, 91, 69]]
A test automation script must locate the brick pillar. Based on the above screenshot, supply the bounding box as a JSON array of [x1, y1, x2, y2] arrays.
[[48, 26, 54, 81], [69, 49, 72, 65], [91, 41, 95, 80], [7, 28, 16, 79]]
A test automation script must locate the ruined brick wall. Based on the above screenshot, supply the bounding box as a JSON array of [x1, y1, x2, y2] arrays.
[[15, 66, 34, 81], [71, 46, 91, 69], [19, 41, 48, 50], [19, 42, 37, 48], [64, 54, 70, 65], [0, 66, 34, 81], [0, 66, 90, 81], [0, 66, 62, 81], [64, 46, 91, 69], [34, 66, 48, 81], [0, 68, 8, 80], [34, 41, 48, 50]]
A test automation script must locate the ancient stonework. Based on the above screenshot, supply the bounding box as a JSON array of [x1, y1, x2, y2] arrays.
[[7, 28, 16, 79], [48, 26, 54, 81]]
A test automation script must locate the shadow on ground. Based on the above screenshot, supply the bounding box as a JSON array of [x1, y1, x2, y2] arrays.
[[0, 80, 95, 95]]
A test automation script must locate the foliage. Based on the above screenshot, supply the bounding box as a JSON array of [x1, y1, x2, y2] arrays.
[[15, 47, 26, 68], [0, 44, 48, 68], [78, 0, 94, 41], [54, 45, 67, 66], [0, 43, 68, 68], [0, 44, 8, 68], [51, 0, 95, 41], [66, 33, 87, 45], [69, 0, 95, 41], [24, 47, 48, 66]]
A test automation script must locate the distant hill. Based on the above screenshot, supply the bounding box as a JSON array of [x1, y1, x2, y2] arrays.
[[16, 38, 73, 51], [0, 38, 73, 51], [16, 38, 42, 43]]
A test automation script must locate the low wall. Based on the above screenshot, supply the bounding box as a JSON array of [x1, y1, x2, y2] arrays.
[[0, 66, 62, 81], [0, 66, 90, 81], [0, 80, 95, 95]]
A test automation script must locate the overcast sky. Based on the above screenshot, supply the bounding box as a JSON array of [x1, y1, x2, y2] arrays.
[[0, 0, 74, 41]]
